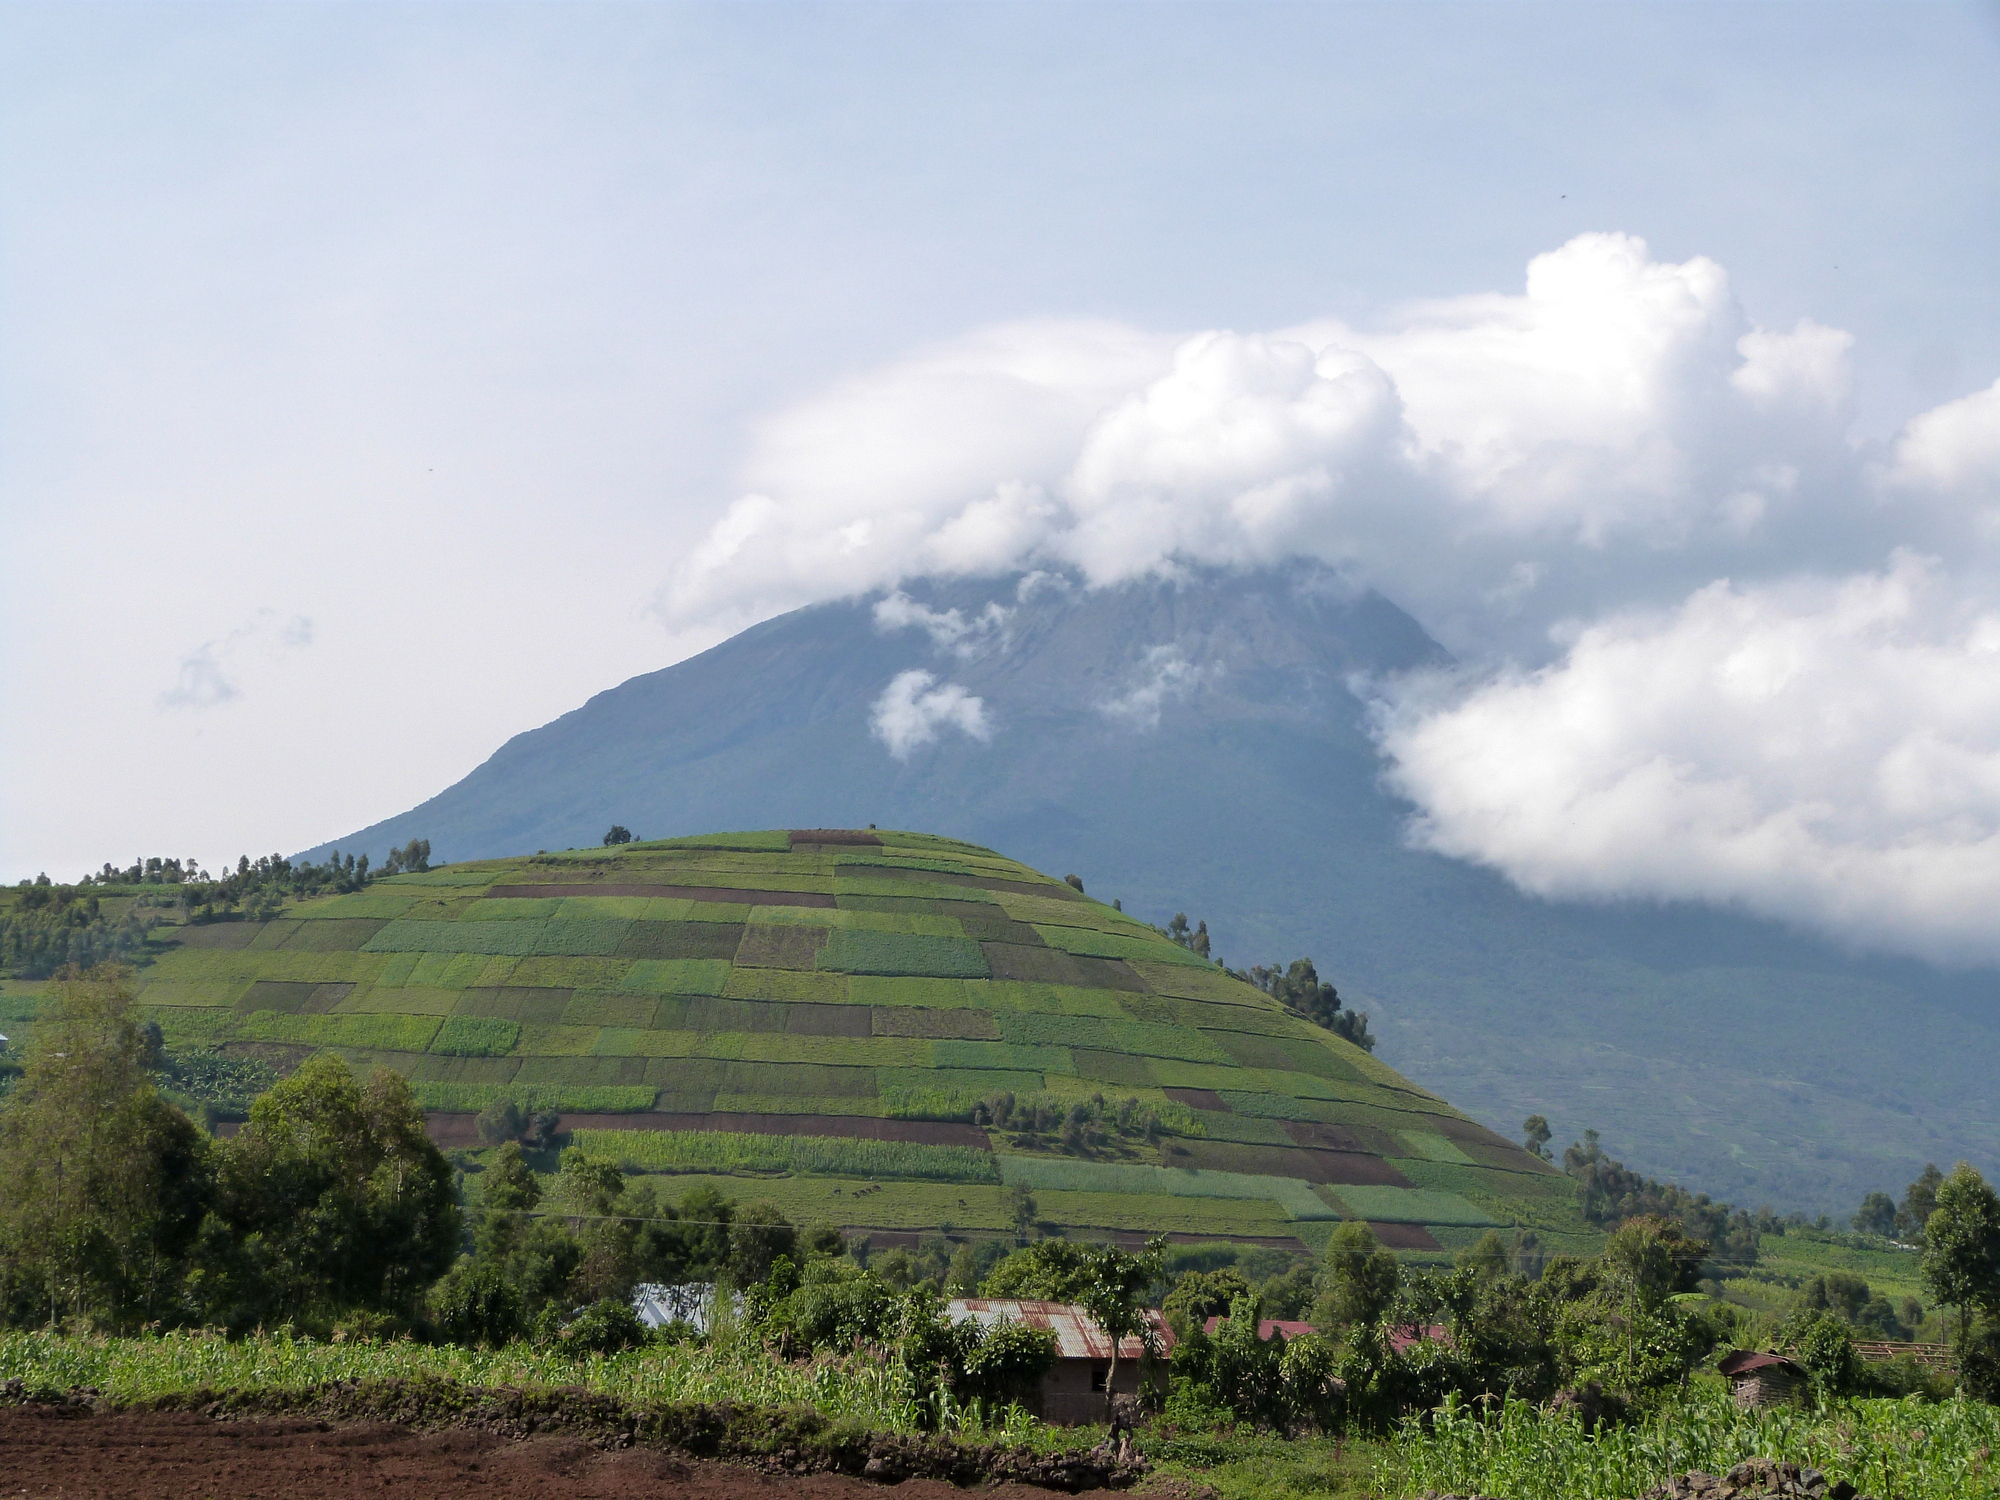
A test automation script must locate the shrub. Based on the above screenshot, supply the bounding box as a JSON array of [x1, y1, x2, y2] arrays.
[[428, 1258, 525, 1347], [556, 1296, 647, 1356]]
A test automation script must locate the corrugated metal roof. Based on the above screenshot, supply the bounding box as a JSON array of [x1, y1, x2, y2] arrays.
[[1717, 1350, 1805, 1378], [945, 1299, 1174, 1360]]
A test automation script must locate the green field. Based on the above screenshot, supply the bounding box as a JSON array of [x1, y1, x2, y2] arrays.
[[3, 829, 1592, 1255]]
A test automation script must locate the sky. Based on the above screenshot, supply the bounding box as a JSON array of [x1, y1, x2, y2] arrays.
[[3, 1, 1998, 965]]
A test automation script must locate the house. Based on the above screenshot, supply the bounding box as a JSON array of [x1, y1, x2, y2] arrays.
[[1716, 1350, 1807, 1409], [945, 1298, 1175, 1424], [1202, 1316, 1318, 1341]]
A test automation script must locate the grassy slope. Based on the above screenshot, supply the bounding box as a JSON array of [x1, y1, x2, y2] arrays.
[[1, 831, 1589, 1256]]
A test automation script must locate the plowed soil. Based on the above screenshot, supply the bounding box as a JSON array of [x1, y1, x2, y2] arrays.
[[0, 1406, 1129, 1499]]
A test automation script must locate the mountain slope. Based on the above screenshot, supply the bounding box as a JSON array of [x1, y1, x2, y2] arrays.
[[120, 828, 1582, 1256], [305, 568, 2000, 1214]]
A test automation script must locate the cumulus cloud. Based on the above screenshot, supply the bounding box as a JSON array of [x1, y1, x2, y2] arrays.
[[159, 610, 314, 710], [660, 233, 1992, 656], [869, 670, 992, 758], [654, 231, 2000, 964], [1370, 554, 2000, 966]]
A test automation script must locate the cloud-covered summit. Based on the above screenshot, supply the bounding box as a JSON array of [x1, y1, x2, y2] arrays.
[[656, 233, 2000, 967]]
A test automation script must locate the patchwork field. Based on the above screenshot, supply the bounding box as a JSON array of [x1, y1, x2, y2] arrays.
[[4, 829, 1591, 1256]]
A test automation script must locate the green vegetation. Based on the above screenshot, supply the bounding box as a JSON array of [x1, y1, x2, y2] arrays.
[[576, 1127, 1001, 1184], [0, 830, 1584, 1254], [1386, 1386, 2000, 1500]]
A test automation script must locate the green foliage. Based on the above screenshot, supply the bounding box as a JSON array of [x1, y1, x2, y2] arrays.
[[1789, 1311, 1862, 1395], [151, 1046, 279, 1120], [1386, 1383, 2000, 1500], [572, 1127, 1001, 1184], [1164, 1268, 1255, 1340], [0, 891, 161, 978], [365, 920, 546, 955], [557, 1296, 648, 1356], [1241, 958, 1375, 1053], [0, 965, 213, 1329], [411, 1082, 656, 1113], [431, 1015, 522, 1057], [1314, 1221, 1401, 1332], [209, 1054, 460, 1328], [1852, 1190, 1898, 1238], [818, 930, 991, 978], [1921, 1160, 2000, 1357]]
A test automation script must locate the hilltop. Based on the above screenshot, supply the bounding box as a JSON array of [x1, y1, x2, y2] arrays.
[[1, 829, 1589, 1259], [298, 567, 2000, 1215]]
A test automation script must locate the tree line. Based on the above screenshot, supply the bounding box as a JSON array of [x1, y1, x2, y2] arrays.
[[3, 841, 432, 979], [1156, 911, 1377, 1052]]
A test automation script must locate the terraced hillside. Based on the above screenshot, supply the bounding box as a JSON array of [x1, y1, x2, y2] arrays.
[[11, 831, 1594, 1258]]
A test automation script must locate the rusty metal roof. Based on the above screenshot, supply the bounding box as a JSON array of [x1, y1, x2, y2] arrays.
[[945, 1299, 1174, 1360], [1717, 1350, 1805, 1378]]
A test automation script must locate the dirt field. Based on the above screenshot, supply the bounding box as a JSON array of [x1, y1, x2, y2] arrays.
[[0, 1406, 1138, 1500]]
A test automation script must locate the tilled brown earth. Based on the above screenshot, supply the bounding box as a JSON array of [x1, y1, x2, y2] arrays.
[[0, 1407, 1130, 1500]]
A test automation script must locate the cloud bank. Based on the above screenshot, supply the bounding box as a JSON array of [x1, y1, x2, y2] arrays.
[[659, 233, 2000, 965], [1373, 555, 2000, 965]]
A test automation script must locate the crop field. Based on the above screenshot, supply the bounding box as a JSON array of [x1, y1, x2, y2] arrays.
[[95, 828, 1590, 1255]]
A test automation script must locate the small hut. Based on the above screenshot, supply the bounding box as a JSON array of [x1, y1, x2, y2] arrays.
[[945, 1298, 1173, 1424], [1716, 1350, 1807, 1408]]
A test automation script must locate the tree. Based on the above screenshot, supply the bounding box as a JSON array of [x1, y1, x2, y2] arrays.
[[1455, 1230, 1510, 1280], [213, 1054, 459, 1326], [475, 1096, 526, 1146], [1920, 1161, 2000, 1361], [982, 1237, 1100, 1300], [1164, 913, 1211, 959], [602, 826, 633, 846], [0, 964, 211, 1329], [1245, 958, 1376, 1052], [726, 1200, 797, 1287], [1007, 1183, 1039, 1241], [1313, 1220, 1400, 1332], [1073, 1236, 1167, 1419], [1522, 1115, 1552, 1160], [1852, 1191, 1898, 1239], [481, 1142, 541, 1212], [1898, 1163, 1944, 1240], [380, 839, 431, 876], [1163, 1267, 1256, 1339]]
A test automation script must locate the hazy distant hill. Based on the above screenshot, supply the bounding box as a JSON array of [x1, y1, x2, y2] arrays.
[[307, 566, 2000, 1213]]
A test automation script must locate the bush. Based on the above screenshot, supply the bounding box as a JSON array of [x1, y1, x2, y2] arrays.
[[427, 1258, 524, 1347], [556, 1296, 647, 1357]]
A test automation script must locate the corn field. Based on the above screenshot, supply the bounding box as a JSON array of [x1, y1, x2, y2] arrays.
[[0, 1328, 961, 1435], [1385, 1382, 2000, 1500]]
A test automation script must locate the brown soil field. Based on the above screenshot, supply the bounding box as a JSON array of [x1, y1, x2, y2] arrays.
[[0, 1407, 1134, 1500]]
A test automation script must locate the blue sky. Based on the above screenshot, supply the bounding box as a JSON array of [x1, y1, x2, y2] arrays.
[[4, 3, 1997, 948]]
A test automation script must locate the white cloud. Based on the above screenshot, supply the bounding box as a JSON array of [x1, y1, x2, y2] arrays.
[[1101, 646, 1211, 729], [1370, 554, 2000, 967], [873, 592, 1013, 657], [868, 669, 992, 759], [159, 611, 314, 710], [659, 232, 1993, 663], [653, 231, 2000, 964], [1887, 376, 2000, 505]]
